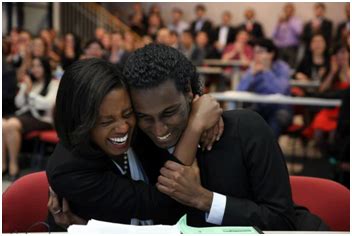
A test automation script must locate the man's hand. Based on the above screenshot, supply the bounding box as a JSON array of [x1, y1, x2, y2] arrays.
[[48, 187, 87, 229], [156, 161, 213, 212]]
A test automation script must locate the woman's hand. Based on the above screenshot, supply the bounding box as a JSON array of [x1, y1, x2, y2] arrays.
[[22, 74, 32, 94], [189, 95, 223, 149], [48, 187, 87, 229]]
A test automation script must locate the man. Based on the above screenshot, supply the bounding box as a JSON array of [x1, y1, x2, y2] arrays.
[[272, 3, 303, 68], [237, 8, 264, 42], [212, 11, 237, 53], [190, 4, 213, 38], [335, 3, 350, 46], [238, 38, 292, 138], [50, 44, 328, 230], [168, 7, 189, 36], [301, 3, 333, 48]]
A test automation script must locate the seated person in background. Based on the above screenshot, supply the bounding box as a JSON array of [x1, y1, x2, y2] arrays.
[[294, 33, 330, 96], [272, 3, 303, 68], [80, 39, 105, 60], [193, 31, 219, 65], [238, 39, 292, 138], [50, 44, 328, 231], [179, 30, 201, 65], [3, 57, 59, 180], [212, 11, 237, 54], [168, 7, 189, 37], [156, 28, 172, 46], [222, 29, 253, 66], [237, 8, 265, 42], [60, 32, 82, 70], [169, 30, 180, 49], [108, 31, 131, 67], [146, 13, 164, 41]]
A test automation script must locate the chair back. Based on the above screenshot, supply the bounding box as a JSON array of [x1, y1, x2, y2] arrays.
[[2, 171, 49, 233], [290, 176, 350, 231]]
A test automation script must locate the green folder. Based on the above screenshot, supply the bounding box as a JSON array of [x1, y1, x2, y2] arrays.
[[177, 215, 262, 234]]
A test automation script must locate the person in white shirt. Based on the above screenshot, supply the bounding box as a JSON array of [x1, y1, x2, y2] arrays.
[[213, 11, 237, 53], [2, 57, 59, 181]]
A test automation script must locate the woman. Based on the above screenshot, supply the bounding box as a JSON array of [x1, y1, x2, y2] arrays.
[[60, 32, 82, 70], [3, 57, 59, 180], [222, 29, 253, 65], [294, 33, 330, 96], [46, 58, 222, 228]]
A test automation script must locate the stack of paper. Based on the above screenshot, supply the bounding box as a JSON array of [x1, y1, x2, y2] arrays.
[[68, 215, 260, 234]]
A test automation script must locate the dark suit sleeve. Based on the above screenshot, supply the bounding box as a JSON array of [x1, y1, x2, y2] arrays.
[[50, 164, 182, 224], [221, 111, 296, 230]]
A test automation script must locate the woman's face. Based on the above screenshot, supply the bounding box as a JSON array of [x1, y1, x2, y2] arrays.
[[65, 34, 75, 48], [31, 58, 45, 80], [336, 48, 349, 66], [236, 31, 249, 44], [310, 35, 326, 55], [32, 38, 46, 57], [91, 88, 136, 157]]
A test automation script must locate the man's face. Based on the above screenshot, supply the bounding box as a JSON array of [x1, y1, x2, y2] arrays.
[[130, 79, 192, 149]]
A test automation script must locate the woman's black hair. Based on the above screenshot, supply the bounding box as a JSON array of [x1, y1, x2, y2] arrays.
[[123, 43, 203, 95], [66, 32, 82, 59], [308, 33, 330, 61], [54, 58, 127, 152], [30, 56, 52, 96]]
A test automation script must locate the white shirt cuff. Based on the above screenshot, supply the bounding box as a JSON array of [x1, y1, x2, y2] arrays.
[[205, 192, 226, 225]]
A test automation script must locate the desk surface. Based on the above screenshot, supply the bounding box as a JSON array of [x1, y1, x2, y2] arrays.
[[210, 91, 342, 107], [203, 59, 249, 67]]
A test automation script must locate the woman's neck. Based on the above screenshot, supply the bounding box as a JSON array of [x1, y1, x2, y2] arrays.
[[312, 53, 324, 64]]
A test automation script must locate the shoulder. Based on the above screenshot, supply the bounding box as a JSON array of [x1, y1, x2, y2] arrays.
[[223, 109, 274, 138]]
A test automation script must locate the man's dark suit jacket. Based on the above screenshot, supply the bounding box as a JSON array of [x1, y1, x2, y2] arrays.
[[190, 19, 213, 38], [211, 26, 237, 45], [47, 110, 328, 230], [237, 22, 265, 40], [302, 18, 333, 47]]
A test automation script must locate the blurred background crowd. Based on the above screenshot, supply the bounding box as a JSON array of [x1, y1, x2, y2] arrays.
[[2, 2, 350, 188]]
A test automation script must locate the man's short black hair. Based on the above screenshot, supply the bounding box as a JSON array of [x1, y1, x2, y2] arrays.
[[253, 38, 279, 61], [54, 58, 126, 152], [84, 39, 104, 50], [123, 43, 203, 95]]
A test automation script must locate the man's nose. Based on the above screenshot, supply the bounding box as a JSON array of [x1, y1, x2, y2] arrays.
[[153, 121, 168, 137]]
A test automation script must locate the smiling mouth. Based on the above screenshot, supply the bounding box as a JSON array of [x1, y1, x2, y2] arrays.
[[156, 132, 171, 141], [108, 133, 128, 145]]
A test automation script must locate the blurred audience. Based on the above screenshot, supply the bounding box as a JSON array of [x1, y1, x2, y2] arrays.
[[2, 57, 59, 180]]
